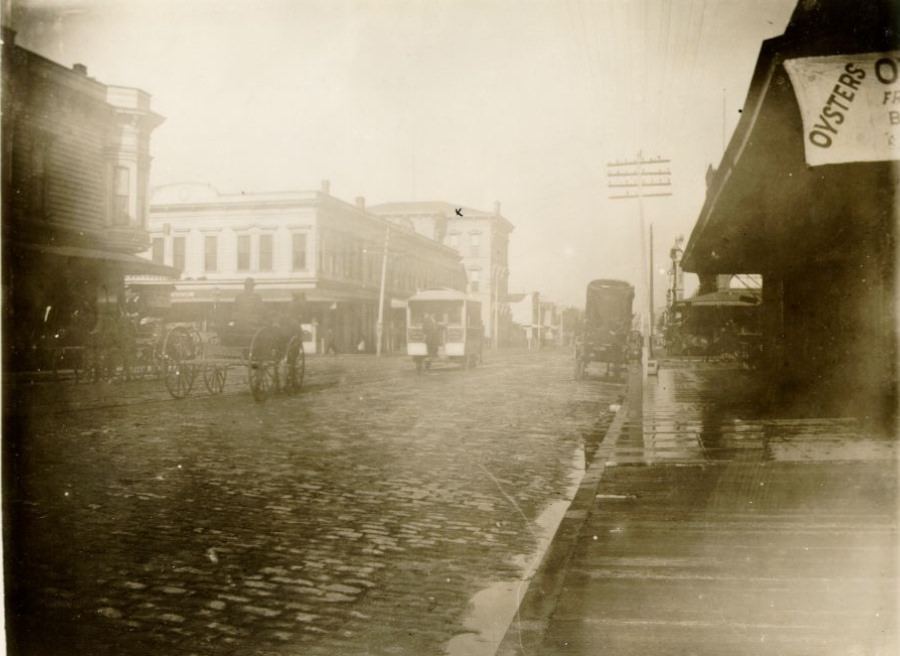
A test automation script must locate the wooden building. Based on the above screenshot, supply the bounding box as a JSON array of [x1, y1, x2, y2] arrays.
[[681, 0, 897, 424], [2, 28, 173, 371]]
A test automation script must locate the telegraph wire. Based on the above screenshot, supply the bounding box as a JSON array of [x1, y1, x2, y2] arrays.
[[674, 0, 711, 144]]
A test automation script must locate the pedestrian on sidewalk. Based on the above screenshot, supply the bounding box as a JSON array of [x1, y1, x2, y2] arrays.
[[324, 328, 337, 355]]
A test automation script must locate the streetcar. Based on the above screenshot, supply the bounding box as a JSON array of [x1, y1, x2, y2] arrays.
[[574, 279, 635, 379], [406, 288, 484, 372]]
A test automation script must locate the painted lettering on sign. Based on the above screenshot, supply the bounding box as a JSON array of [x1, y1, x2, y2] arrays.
[[785, 52, 900, 166], [807, 63, 865, 148]]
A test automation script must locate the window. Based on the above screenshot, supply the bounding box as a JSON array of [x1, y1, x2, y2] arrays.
[[204, 235, 218, 272], [292, 233, 307, 271], [113, 166, 130, 226], [151, 237, 164, 264], [470, 232, 481, 257], [469, 269, 480, 293], [258, 234, 273, 272], [173, 236, 186, 271], [237, 235, 251, 271]]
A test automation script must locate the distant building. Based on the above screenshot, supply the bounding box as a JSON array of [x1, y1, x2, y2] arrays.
[[2, 28, 173, 371], [681, 0, 897, 423], [146, 182, 466, 353], [508, 291, 540, 348], [369, 201, 514, 346]]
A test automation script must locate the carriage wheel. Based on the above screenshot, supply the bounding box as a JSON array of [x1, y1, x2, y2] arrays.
[[152, 333, 169, 379], [249, 362, 276, 402], [249, 327, 279, 402], [162, 327, 198, 399], [283, 336, 305, 394], [165, 361, 197, 398], [203, 365, 228, 394]]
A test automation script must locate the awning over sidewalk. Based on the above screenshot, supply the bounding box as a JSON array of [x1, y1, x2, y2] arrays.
[[681, 3, 897, 276], [15, 243, 180, 278], [170, 283, 382, 305], [676, 289, 761, 308]]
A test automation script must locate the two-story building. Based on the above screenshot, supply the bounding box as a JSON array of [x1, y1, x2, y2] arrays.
[[2, 28, 172, 371], [368, 200, 514, 347], [146, 182, 467, 353]]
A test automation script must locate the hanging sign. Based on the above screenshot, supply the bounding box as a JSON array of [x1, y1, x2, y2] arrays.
[[784, 51, 900, 166]]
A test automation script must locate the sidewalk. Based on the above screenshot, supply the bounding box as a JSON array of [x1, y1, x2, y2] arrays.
[[498, 361, 897, 656]]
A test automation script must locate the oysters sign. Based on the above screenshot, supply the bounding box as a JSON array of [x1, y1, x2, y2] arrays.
[[784, 51, 900, 166]]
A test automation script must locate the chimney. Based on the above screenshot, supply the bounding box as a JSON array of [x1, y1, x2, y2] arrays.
[[73, 63, 88, 76], [493, 201, 501, 216], [320, 179, 331, 195], [355, 196, 365, 210]]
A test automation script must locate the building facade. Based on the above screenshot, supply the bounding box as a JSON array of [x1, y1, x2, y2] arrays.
[[681, 0, 897, 424], [146, 182, 467, 353], [2, 28, 171, 371], [368, 201, 514, 346]]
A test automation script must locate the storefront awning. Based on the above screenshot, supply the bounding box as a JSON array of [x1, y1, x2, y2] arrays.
[[682, 20, 897, 276], [675, 289, 761, 308], [15, 243, 180, 278]]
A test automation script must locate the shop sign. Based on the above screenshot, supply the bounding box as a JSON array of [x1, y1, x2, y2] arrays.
[[784, 51, 900, 166]]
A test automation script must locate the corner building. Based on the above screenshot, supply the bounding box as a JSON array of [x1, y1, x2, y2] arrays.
[[147, 182, 466, 354], [2, 28, 172, 371]]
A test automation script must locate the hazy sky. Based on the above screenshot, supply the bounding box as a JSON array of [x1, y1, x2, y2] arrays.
[[10, 0, 797, 307]]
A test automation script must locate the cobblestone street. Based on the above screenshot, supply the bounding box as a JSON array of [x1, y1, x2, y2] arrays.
[[5, 348, 624, 656]]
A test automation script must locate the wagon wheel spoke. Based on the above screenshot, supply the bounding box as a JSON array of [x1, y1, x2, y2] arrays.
[[249, 362, 276, 402], [165, 362, 188, 398], [203, 365, 227, 394], [162, 327, 196, 399], [284, 336, 305, 393]]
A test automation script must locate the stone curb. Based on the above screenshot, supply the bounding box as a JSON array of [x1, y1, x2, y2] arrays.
[[493, 365, 640, 656]]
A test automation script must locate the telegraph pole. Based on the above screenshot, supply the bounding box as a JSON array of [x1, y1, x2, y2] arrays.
[[607, 153, 672, 358], [649, 223, 654, 350], [375, 227, 390, 357]]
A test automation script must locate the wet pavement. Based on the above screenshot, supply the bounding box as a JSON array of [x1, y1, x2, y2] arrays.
[[499, 360, 898, 656], [4, 349, 625, 656]]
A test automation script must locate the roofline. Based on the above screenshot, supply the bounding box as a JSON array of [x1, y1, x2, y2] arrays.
[[682, 36, 781, 271], [368, 202, 516, 232]]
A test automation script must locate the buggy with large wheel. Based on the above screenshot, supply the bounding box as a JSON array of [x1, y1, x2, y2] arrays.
[[574, 279, 634, 379], [160, 319, 305, 402]]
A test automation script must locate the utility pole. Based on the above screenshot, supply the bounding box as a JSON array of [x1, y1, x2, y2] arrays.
[[607, 152, 672, 359], [649, 223, 654, 352], [375, 227, 390, 357], [491, 265, 506, 350]]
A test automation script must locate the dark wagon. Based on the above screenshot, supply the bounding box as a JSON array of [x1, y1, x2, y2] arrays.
[[574, 279, 634, 379]]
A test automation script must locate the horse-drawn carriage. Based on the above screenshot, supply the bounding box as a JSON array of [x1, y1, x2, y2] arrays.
[[160, 320, 305, 402], [574, 279, 635, 379]]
